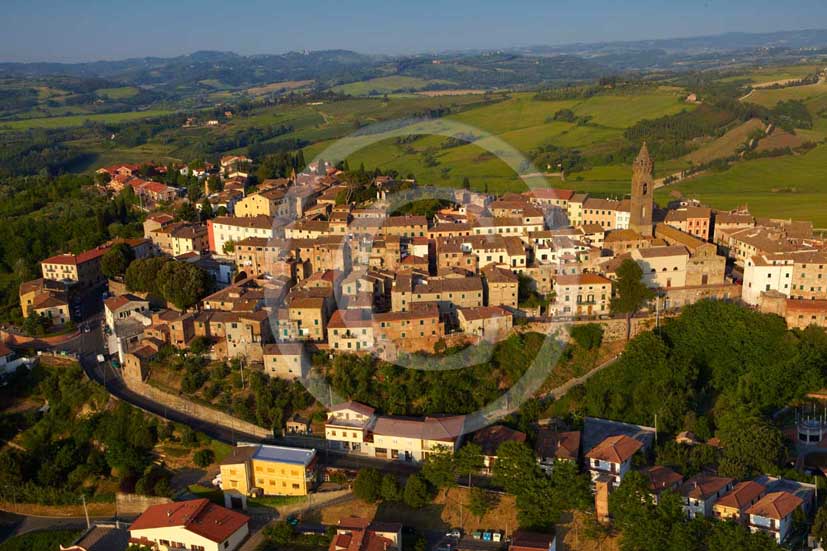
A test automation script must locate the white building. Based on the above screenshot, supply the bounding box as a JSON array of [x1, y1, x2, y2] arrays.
[[584, 434, 642, 488], [129, 498, 250, 551], [746, 491, 803, 543], [742, 253, 795, 305], [680, 474, 734, 519]]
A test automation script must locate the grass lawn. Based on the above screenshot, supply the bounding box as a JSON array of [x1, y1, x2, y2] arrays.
[[0, 529, 81, 551], [661, 142, 827, 227], [0, 109, 174, 130]]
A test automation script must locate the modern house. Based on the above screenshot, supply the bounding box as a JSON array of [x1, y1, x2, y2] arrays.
[[128, 499, 250, 551], [713, 481, 766, 523], [219, 444, 318, 501], [746, 491, 803, 543], [680, 474, 734, 519], [585, 434, 643, 487], [640, 465, 683, 504]]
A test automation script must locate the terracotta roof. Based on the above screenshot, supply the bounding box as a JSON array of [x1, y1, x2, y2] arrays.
[[263, 343, 305, 356], [212, 215, 274, 229], [535, 429, 580, 461], [523, 188, 575, 201], [471, 425, 526, 456], [129, 499, 249, 543], [555, 273, 612, 287], [680, 474, 733, 500], [640, 465, 683, 493], [329, 309, 373, 328], [746, 491, 803, 520], [636, 246, 689, 259], [585, 434, 642, 463], [104, 293, 146, 312], [458, 306, 511, 322], [42, 245, 110, 266], [330, 401, 376, 417], [715, 481, 766, 510], [604, 229, 646, 243]]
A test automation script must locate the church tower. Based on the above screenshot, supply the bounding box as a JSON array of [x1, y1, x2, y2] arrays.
[[630, 142, 654, 236]]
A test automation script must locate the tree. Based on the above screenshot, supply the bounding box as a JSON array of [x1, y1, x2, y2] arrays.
[[548, 459, 593, 512], [468, 487, 498, 519], [353, 467, 382, 503], [200, 199, 214, 220], [403, 474, 431, 509], [176, 201, 198, 223], [223, 240, 236, 254], [570, 323, 604, 350], [716, 411, 784, 480], [812, 504, 827, 547], [100, 242, 135, 279], [492, 441, 541, 495], [193, 448, 215, 468], [610, 258, 655, 340], [422, 446, 456, 493], [264, 521, 295, 546], [454, 443, 484, 487], [380, 473, 402, 502], [21, 311, 51, 335], [125, 257, 170, 296], [157, 261, 209, 310]]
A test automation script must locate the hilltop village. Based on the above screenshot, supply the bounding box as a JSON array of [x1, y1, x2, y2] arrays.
[[12, 145, 827, 551]]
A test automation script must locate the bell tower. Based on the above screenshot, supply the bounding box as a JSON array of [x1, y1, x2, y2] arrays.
[[630, 142, 654, 236]]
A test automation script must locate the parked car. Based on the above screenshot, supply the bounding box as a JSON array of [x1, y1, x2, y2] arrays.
[[492, 532, 502, 543], [482, 531, 492, 542], [472, 531, 483, 540], [446, 529, 462, 539], [211, 474, 222, 487]]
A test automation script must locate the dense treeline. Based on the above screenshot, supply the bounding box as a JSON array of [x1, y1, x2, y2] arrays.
[[324, 333, 552, 416], [0, 174, 143, 321], [0, 364, 176, 503], [564, 301, 827, 478]]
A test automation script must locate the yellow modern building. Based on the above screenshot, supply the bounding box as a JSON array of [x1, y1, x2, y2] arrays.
[[220, 444, 318, 498]]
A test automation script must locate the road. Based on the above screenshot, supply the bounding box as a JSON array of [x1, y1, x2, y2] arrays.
[[0, 511, 138, 544]]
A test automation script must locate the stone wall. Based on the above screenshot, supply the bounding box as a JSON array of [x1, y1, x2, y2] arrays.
[[121, 377, 272, 439], [516, 314, 661, 343], [116, 492, 172, 515]]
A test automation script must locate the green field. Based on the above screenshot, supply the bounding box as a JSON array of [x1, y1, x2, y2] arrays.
[[95, 86, 140, 99], [683, 118, 765, 164], [333, 76, 453, 95], [335, 89, 690, 193], [0, 109, 173, 130], [661, 143, 827, 227], [746, 79, 827, 107], [720, 64, 823, 85]]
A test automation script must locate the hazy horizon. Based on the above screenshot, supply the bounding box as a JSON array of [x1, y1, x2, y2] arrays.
[[2, 0, 827, 63]]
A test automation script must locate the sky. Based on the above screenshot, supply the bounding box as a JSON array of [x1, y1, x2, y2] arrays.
[[1, 0, 827, 63]]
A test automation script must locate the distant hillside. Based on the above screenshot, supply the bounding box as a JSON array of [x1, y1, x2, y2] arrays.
[[1, 29, 827, 99]]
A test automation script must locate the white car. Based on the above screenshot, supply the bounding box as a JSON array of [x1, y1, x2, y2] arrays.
[[211, 474, 222, 488]]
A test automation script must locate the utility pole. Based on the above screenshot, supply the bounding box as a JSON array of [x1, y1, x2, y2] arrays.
[[81, 495, 90, 529]]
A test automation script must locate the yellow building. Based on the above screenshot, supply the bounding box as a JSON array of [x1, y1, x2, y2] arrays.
[[220, 444, 318, 497]]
